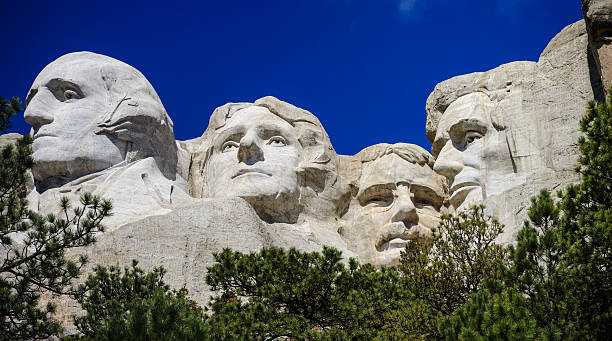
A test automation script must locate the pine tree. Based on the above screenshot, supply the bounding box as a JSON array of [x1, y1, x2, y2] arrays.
[[70, 261, 209, 340], [205, 246, 403, 340], [438, 288, 538, 341], [503, 190, 569, 339], [0, 96, 21, 131], [555, 89, 612, 338], [439, 90, 612, 340], [397, 205, 508, 340], [0, 96, 112, 339]]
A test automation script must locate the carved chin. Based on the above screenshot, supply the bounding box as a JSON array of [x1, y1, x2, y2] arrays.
[[31, 154, 120, 186], [241, 189, 301, 224]]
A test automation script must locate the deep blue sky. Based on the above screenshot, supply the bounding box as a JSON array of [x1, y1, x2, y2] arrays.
[[2, 0, 582, 155]]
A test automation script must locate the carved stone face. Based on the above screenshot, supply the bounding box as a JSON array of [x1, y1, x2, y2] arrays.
[[24, 57, 124, 188], [205, 106, 302, 220], [344, 154, 445, 267], [432, 92, 514, 212]]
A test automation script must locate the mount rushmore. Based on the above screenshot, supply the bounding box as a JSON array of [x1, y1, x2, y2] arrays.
[[4, 7, 611, 324]]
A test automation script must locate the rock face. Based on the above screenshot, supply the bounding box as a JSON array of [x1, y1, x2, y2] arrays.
[[54, 197, 356, 333], [425, 20, 601, 243], [0, 132, 22, 148], [583, 0, 612, 91], [5, 13, 611, 332]]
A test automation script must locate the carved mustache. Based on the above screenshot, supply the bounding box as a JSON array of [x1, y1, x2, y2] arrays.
[[375, 222, 431, 252]]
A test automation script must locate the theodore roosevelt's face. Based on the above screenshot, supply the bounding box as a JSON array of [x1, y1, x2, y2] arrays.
[[344, 154, 445, 267], [205, 106, 301, 202], [24, 58, 123, 187]]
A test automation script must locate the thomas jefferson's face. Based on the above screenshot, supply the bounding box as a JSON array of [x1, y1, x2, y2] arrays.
[[432, 92, 514, 212], [24, 58, 123, 186], [205, 106, 301, 203], [344, 154, 445, 267]]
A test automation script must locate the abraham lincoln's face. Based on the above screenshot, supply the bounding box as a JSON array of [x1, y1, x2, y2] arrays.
[[432, 92, 515, 212]]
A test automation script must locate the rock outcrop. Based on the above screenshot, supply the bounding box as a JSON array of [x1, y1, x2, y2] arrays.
[[583, 0, 612, 91]]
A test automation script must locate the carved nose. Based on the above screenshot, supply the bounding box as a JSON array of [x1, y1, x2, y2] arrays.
[[237, 131, 264, 165], [433, 140, 463, 179], [24, 88, 54, 128], [391, 189, 418, 226]]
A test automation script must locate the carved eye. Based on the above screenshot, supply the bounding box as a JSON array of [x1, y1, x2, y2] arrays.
[[364, 194, 393, 207], [465, 131, 483, 145], [414, 197, 434, 208], [63, 89, 81, 101], [267, 136, 287, 146], [221, 141, 239, 152]]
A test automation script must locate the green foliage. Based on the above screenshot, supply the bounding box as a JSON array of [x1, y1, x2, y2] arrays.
[[441, 90, 612, 340], [0, 97, 112, 340], [397, 205, 507, 340], [554, 89, 612, 338], [205, 246, 403, 340], [70, 261, 209, 340], [438, 288, 538, 341], [376, 299, 440, 341], [505, 190, 568, 339], [0, 96, 22, 130]]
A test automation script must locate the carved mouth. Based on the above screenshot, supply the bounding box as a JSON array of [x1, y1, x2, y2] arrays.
[[375, 222, 425, 252], [232, 168, 272, 179], [377, 237, 410, 252]]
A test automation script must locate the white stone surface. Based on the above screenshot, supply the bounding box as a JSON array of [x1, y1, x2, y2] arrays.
[[0, 133, 23, 148]]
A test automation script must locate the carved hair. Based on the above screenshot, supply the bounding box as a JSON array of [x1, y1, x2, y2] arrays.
[[355, 143, 435, 168], [345, 143, 448, 204]]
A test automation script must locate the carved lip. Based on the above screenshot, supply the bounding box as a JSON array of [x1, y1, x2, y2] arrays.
[[232, 168, 272, 179], [375, 222, 421, 252]]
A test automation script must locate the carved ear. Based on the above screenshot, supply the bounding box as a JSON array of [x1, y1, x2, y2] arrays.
[[95, 114, 156, 143]]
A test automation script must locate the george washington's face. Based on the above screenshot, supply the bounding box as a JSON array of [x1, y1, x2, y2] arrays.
[[24, 57, 123, 189], [205, 106, 302, 218]]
